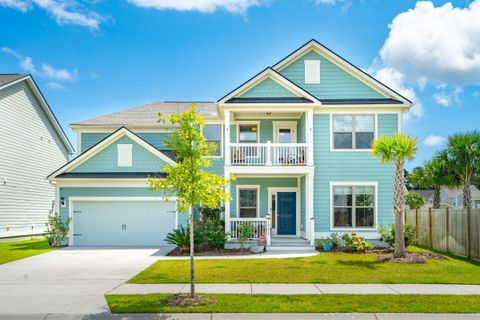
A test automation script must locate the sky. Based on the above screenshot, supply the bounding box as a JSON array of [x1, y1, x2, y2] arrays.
[[1, 0, 479, 169]]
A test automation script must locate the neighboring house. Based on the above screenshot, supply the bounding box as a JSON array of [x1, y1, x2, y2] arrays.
[[0, 74, 74, 238], [441, 186, 480, 209], [410, 190, 435, 207], [48, 40, 411, 247]]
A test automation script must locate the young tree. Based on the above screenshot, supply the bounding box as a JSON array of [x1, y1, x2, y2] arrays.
[[446, 131, 480, 208], [404, 192, 425, 210], [149, 104, 230, 297], [372, 133, 417, 258]]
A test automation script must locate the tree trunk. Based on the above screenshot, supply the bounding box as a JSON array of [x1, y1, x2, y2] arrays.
[[394, 160, 406, 258], [433, 185, 441, 209], [189, 205, 195, 297], [463, 179, 471, 209]]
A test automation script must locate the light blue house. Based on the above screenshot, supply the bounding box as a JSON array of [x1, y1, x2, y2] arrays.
[[48, 40, 411, 247]]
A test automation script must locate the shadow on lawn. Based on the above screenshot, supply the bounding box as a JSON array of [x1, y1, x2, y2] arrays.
[[7, 239, 50, 251], [336, 259, 383, 270], [415, 245, 480, 267]]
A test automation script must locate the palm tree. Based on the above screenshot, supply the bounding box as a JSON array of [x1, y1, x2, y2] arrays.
[[409, 151, 459, 209], [446, 131, 480, 208], [372, 133, 417, 258]]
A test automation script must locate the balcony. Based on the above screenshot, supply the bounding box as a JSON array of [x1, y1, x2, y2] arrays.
[[230, 142, 308, 166]]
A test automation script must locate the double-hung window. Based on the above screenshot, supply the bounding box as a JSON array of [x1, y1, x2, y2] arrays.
[[238, 124, 258, 143], [333, 115, 375, 150], [203, 124, 222, 156], [238, 187, 258, 218], [333, 185, 375, 228]]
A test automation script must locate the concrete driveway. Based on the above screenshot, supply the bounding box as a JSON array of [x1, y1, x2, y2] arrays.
[[0, 246, 172, 315]]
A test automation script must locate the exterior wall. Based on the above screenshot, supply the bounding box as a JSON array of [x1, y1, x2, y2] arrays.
[[300, 175, 306, 234], [81, 132, 171, 153], [239, 78, 296, 98], [58, 186, 188, 242], [313, 113, 397, 238], [0, 81, 70, 238], [280, 50, 385, 100], [229, 177, 298, 218], [73, 136, 168, 173]]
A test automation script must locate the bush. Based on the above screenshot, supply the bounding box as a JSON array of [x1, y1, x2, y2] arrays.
[[203, 218, 229, 249], [237, 223, 254, 250], [45, 212, 70, 247], [328, 232, 345, 249], [405, 192, 425, 209], [341, 233, 374, 252], [165, 225, 191, 252], [199, 206, 223, 221], [378, 224, 417, 248]]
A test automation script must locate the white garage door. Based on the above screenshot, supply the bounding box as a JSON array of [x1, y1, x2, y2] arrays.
[[71, 199, 176, 246]]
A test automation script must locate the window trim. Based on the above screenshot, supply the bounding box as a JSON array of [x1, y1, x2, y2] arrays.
[[236, 185, 260, 218], [304, 60, 321, 84], [330, 113, 377, 152], [117, 144, 132, 167], [202, 124, 223, 158], [330, 182, 378, 231], [236, 121, 260, 144]]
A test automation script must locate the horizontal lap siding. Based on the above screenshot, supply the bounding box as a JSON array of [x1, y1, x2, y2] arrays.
[[230, 177, 298, 218], [280, 51, 385, 99], [81, 132, 171, 153], [313, 114, 397, 234], [0, 81, 69, 237], [239, 78, 296, 98]]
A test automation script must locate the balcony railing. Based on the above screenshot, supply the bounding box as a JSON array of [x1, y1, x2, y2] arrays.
[[230, 142, 308, 166], [229, 217, 271, 245]]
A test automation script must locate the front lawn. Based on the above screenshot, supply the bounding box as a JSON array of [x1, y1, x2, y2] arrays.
[[106, 293, 480, 314], [129, 246, 480, 284], [0, 239, 51, 265]]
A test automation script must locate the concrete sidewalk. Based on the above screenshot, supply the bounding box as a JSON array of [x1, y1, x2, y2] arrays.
[[109, 283, 480, 295], [0, 313, 478, 319]]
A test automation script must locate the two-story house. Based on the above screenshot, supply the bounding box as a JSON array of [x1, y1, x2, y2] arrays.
[[48, 40, 411, 247]]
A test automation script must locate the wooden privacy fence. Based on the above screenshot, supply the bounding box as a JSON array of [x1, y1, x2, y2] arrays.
[[405, 208, 480, 259]]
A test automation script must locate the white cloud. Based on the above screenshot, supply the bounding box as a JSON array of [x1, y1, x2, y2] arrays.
[[45, 81, 65, 90], [433, 86, 463, 106], [424, 135, 447, 147], [433, 92, 450, 107], [379, 0, 480, 85], [127, 0, 268, 14], [41, 63, 77, 81], [19, 56, 38, 74], [0, 0, 104, 29]]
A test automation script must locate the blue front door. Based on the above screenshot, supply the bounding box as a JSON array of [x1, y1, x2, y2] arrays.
[[277, 192, 296, 235]]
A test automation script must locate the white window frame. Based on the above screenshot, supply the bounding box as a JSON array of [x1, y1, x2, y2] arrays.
[[330, 113, 377, 152], [236, 121, 260, 144], [202, 124, 223, 158], [330, 182, 378, 231], [117, 144, 132, 167], [304, 60, 321, 84], [236, 185, 260, 218]]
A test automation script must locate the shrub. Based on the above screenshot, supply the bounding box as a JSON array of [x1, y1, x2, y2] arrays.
[[405, 192, 425, 209], [237, 223, 254, 250], [199, 206, 223, 221], [165, 226, 191, 251], [204, 218, 228, 249], [328, 232, 345, 249], [45, 212, 70, 247], [341, 233, 374, 252], [378, 224, 417, 248]]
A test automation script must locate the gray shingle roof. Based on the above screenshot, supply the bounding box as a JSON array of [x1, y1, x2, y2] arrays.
[[71, 101, 218, 127], [0, 74, 28, 87]]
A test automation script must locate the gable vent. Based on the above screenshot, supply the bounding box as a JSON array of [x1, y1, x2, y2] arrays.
[[304, 60, 320, 84]]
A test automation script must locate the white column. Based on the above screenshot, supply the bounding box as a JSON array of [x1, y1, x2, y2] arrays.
[[306, 170, 315, 245], [307, 109, 314, 166], [224, 167, 231, 238], [224, 109, 231, 166]]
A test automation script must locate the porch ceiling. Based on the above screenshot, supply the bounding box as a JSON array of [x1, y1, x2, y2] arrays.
[[233, 111, 303, 120]]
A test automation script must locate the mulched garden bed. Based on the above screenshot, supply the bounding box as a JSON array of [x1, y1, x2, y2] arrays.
[[318, 247, 393, 254], [165, 294, 216, 307], [167, 247, 256, 256], [377, 251, 448, 264]]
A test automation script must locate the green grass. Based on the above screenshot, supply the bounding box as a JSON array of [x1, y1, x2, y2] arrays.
[[106, 293, 480, 313], [0, 239, 51, 265], [129, 246, 480, 284]]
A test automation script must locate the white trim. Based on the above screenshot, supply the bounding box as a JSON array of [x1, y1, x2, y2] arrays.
[[227, 165, 314, 175], [306, 109, 314, 166], [48, 127, 176, 179], [76, 131, 82, 156], [272, 121, 297, 144], [53, 179, 150, 187], [306, 171, 315, 245], [72, 127, 174, 133], [218, 68, 321, 105], [329, 181, 378, 231], [304, 60, 320, 84], [329, 113, 377, 152], [272, 40, 412, 106], [316, 231, 379, 240], [236, 185, 260, 218], [117, 144, 133, 167], [267, 187, 300, 236], [0, 75, 74, 154], [68, 196, 178, 246]]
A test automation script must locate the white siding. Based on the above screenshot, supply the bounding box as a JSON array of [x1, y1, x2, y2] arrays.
[[0, 81, 69, 237]]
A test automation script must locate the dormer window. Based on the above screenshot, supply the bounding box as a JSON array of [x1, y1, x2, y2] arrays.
[[304, 60, 320, 84], [117, 144, 132, 167]]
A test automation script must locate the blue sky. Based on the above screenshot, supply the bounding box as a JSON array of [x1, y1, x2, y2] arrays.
[[1, 0, 479, 169]]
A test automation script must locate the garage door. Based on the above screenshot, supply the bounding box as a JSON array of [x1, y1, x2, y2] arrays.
[[72, 200, 176, 246]]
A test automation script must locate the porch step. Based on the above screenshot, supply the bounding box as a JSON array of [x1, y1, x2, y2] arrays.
[[268, 237, 315, 251]]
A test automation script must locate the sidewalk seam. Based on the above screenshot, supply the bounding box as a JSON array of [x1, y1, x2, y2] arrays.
[[313, 284, 324, 294], [384, 284, 401, 294]]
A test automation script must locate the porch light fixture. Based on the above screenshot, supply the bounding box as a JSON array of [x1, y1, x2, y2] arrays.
[[266, 112, 272, 116], [60, 197, 66, 207]]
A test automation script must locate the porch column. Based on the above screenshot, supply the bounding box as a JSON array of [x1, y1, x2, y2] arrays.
[[224, 109, 231, 166], [224, 167, 231, 238], [306, 170, 315, 245], [306, 109, 314, 166]]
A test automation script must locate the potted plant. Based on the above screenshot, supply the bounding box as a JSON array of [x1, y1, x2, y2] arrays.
[[316, 238, 332, 252]]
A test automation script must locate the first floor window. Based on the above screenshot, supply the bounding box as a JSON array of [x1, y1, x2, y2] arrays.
[[238, 188, 258, 218], [333, 185, 375, 228], [203, 124, 222, 156]]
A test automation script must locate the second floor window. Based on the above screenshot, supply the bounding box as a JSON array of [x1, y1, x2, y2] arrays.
[[333, 115, 374, 150], [203, 124, 222, 156], [238, 124, 259, 143]]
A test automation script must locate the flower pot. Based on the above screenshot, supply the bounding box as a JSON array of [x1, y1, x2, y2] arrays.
[[322, 244, 332, 252]]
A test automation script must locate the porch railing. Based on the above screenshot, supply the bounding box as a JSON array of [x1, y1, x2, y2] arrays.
[[230, 142, 308, 166], [229, 217, 271, 245]]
